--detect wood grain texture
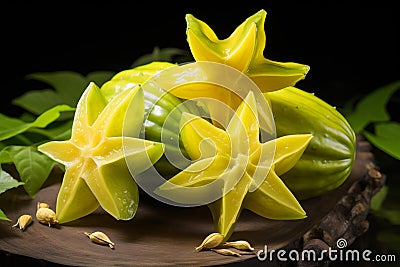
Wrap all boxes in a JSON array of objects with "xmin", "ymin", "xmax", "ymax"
[{"xmin": 0, "ymin": 137, "xmax": 375, "ymax": 267}]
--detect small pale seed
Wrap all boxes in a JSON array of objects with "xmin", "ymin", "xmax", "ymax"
[
  {"xmin": 211, "ymin": 248, "xmax": 241, "ymax": 257},
  {"xmin": 195, "ymin": 232, "xmax": 224, "ymax": 252},
  {"xmin": 220, "ymin": 240, "xmax": 254, "ymax": 251},
  {"xmin": 84, "ymin": 231, "xmax": 115, "ymax": 249},
  {"xmin": 12, "ymin": 214, "xmax": 33, "ymax": 231},
  {"xmin": 36, "ymin": 207, "xmax": 58, "ymax": 227},
  {"xmin": 37, "ymin": 202, "xmax": 50, "ymax": 210}
]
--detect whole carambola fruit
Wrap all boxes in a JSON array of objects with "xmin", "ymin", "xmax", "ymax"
[
  {"xmin": 141, "ymin": 81, "xmax": 206, "ymax": 177},
  {"xmin": 265, "ymin": 87, "xmax": 356, "ymax": 200},
  {"xmin": 101, "ymin": 62, "xmax": 206, "ymax": 178}
]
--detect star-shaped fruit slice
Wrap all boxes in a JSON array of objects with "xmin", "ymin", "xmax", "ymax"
[
  {"xmin": 169, "ymin": 10, "xmax": 309, "ymax": 128},
  {"xmin": 184, "ymin": 9, "xmax": 310, "ymax": 92},
  {"xmin": 38, "ymin": 82, "xmax": 164, "ymax": 223},
  {"xmin": 157, "ymin": 91, "xmax": 312, "ymax": 240}
]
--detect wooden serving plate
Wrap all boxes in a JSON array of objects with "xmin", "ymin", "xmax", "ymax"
[{"xmin": 0, "ymin": 137, "xmax": 383, "ymax": 266}]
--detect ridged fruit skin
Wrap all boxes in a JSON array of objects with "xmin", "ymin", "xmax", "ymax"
[
  {"xmin": 100, "ymin": 62, "xmax": 206, "ymax": 178},
  {"xmin": 142, "ymin": 84, "xmax": 205, "ymax": 178},
  {"xmin": 266, "ymin": 87, "xmax": 356, "ymax": 200}
]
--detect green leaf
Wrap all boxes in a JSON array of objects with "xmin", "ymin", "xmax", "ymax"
[
  {"xmin": 374, "ymin": 207, "xmax": 400, "ymax": 225},
  {"xmin": 86, "ymin": 71, "xmax": 115, "ymax": 86},
  {"xmin": 0, "ymin": 165, "xmax": 24, "ymax": 194},
  {"xmin": 0, "ymin": 147, "xmax": 12, "ymax": 163},
  {"xmin": 0, "ymin": 209, "xmax": 9, "ymax": 221},
  {"xmin": 345, "ymin": 80, "xmax": 400, "ymax": 133},
  {"xmin": 33, "ymin": 105, "xmax": 75, "ymax": 128},
  {"xmin": 131, "ymin": 46, "xmax": 193, "ymax": 68},
  {"xmin": 370, "ymin": 185, "xmax": 400, "ymax": 225},
  {"xmin": 370, "ymin": 185, "xmax": 388, "ymax": 212},
  {"xmin": 25, "ymin": 71, "xmax": 88, "ymax": 105},
  {"xmin": 12, "ymin": 89, "xmax": 67, "ymax": 115},
  {"xmin": 338, "ymin": 95, "xmax": 360, "ymax": 117},
  {"xmin": 0, "ymin": 114, "xmax": 24, "ymax": 139},
  {"xmin": 364, "ymin": 122, "xmax": 400, "ymax": 160},
  {"xmin": 0, "ymin": 165, "xmax": 24, "ymax": 221},
  {"xmin": 13, "ymin": 71, "xmax": 114, "ymax": 115},
  {"xmin": 40, "ymin": 120, "xmax": 73, "ymax": 140},
  {"xmin": 380, "ymin": 210, "xmax": 400, "ymax": 225},
  {"xmin": 4, "ymin": 146, "xmax": 56, "ymax": 198},
  {"xmin": 0, "ymin": 105, "xmax": 75, "ymax": 141}
]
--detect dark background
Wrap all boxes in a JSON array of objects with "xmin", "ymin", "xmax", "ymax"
[
  {"xmin": 1, "ymin": 1, "xmax": 399, "ymax": 266},
  {"xmin": 1, "ymin": 2, "xmax": 399, "ymax": 117}
]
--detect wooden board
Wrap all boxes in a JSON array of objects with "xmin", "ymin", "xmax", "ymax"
[{"xmin": 0, "ymin": 141, "xmax": 370, "ymax": 267}]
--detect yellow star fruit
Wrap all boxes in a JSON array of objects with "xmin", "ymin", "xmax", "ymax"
[
  {"xmin": 186, "ymin": 9, "xmax": 310, "ymax": 90},
  {"xmin": 157, "ymin": 91, "xmax": 312, "ymax": 240},
  {"xmin": 38, "ymin": 83, "xmax": 164, "ymax": 223},
  {"xmin": 169, "ymin": 9, "xmax": 310, "ymax": 126}
]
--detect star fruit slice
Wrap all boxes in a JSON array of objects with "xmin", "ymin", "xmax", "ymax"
[
  {"xmin": 158, "ymin": 91, "xmax": 312, "ymax": 240},
  {"xmin": 38, "ymin": 83, "xmax": 164, "ymax": 223},
  {"xmin": 185, "ymin": 9, "xmax": 310, "ymax": 92}
]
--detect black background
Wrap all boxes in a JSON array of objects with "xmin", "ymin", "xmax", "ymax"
[
  {"xmin": 1, "ymin": 2, "xmax": 399, "ymax": 118},
  {"xmin": 1, "ymin": 2, "xmax": 400, "ymax": 266}
]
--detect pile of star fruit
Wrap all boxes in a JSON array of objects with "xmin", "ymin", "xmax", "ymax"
[{"xmin": 39, "ymin": 9, "xmax": 356, "ymax": 246}]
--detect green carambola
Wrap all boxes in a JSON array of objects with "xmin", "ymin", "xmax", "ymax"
[
  {"xmin": 101, "ymin": 62, "xmax": 205, "ymax": 177},
  {"xmin": 266, "ymin": 87, "xmax": 356, "ymax": 199},
  {"xmin": 102, "ymin": 63, "xmax": 356, "ymax": 200}
]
